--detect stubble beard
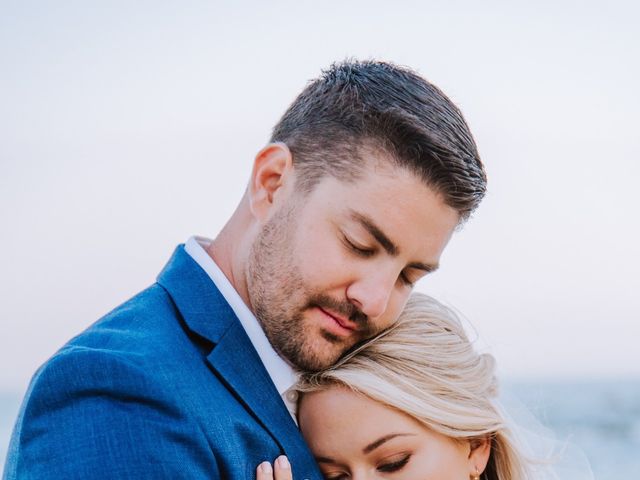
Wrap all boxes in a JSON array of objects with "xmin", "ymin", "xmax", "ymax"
[{"xmin": 246, "ymin": 204, "xmax": 372, "ymax": 372}]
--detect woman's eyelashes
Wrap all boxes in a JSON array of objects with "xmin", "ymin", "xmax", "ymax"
[
  {"xmin": 377, "ymin": 453, "xmax": 411, "ymax": 473},
  {"xmin": 323, "ymin": 471, "xmax": 348, "ymax": 480},
  {"xmin": 320, "ymin": 454, "xmax": 411, "ymax": 479}
]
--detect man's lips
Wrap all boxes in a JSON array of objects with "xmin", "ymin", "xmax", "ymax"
[{"xmin": 317, "ymin": 307, "xmax": 357, "ymax": 332}]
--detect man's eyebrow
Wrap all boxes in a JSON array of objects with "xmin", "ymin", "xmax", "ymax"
[
  {"xmin": 349, "ymin": 210, "xmax": 398, "ymax": 256},
  {"xmin": 349, "ymin": 210, "xmax": 440, "ymax": 274},
  {"xmin": 363, "ymin": 433, "xmax": 417, "ymax": 454}
]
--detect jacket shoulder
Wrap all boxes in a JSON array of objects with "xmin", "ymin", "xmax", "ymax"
[
  {"xmin": 5, "ymin": 345, "xmax": 219, "ymax": 479},
  {"xmin": 65, "ymin": 283, "xmax": 206, "ymax": 361},
  {"xmin": 4, "ymin": 282, "xmax": 221, "ymax": 479}
]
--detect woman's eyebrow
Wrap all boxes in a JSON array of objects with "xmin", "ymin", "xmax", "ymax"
[
  {"xmin": 315, "ymin": 433, "xmax": 417, "ymax": 464},
  {"xmin": 316, "ymin": 456, "xmax": 338, "ymax": 464},
  {"xmin": 363, "ymin": 432, "xmax": 417, "ymax": 454}
]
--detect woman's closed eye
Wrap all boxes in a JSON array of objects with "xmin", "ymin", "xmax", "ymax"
[
  {"xmin": 322, "ymin": 470, "xmax": 349, "ymax": 480},
  {"xmin": 377, "ymin": 453, "xmax": 411, "ymax": 473}
]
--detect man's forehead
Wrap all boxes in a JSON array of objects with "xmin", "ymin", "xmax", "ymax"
[
  {"xmin": 314, "ymin": 162, "xmax": 430, "ymax": 200},
  {"xmin": 299, "ymin": 143, "xmax": 424, "ymax": 189}
]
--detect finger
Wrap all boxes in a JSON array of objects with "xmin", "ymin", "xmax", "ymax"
[
  {"xmin": 256, "ymin": 461, "xmax": 273, "ymax": 480},
  {"xmin": 274, "ymin": 456, "xmax": 293, "ymax": 480}
]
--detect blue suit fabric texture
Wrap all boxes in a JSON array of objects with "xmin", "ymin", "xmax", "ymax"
[{"xmin": 4, "ymin": 245, "xmax": 323, "ymax": 479}]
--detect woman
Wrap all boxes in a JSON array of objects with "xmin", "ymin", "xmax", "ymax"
[{"xmin": 257, "ymin": 292, "xmax": 531, "ymax": 479}]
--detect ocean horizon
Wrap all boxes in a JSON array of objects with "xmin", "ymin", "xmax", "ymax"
[{"xmin": 2, "ymin": 378, "xmax": 639, "ymax": 478}]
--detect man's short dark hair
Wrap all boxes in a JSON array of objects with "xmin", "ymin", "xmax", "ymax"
[{"xmin": 270, "ymin": 59, "xmax": 487, "ymax": 221}]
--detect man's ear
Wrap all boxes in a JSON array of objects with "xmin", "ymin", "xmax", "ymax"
[
  {"xmin": 467, "ymin": 436, "xmax": 491, "ymax": 478},
  {"xmin": 248, "ymin": 142, "xmax": 294, "ymax": 221}
]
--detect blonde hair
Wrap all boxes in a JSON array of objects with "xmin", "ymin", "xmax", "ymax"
[{"xmin": 298, "ymin": 293, "xmax": 531, "ymax": 480}]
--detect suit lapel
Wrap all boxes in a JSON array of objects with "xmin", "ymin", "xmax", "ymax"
[
  {"xmin": 157, "ymin": 246, "xmax": 321, "ymax": 478},
  {"xmin": 207, "ymin": 322, "xmax": 320, "ymax": 475}
]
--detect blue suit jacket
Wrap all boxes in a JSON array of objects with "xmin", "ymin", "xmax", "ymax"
[{"xmin": 4, "ymin": 246, "xmax": 323, "ymax": 479}]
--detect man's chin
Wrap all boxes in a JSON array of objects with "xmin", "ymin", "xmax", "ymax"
[
  {"xmin": 291, "ymin": 338, "xmax": 354, "ymax": 372},
  {"xmin": 293, "ymin": 356, "xmax": 340, "ymax": 373}
]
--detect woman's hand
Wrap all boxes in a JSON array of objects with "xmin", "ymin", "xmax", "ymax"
[{"xmin": 256, "ymin": 455, "xmax": 293, "ymax": 480}]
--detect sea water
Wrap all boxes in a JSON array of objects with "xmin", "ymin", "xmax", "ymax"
[
  {"xmin": 1, "ymin": 379, "xmax": 639, "ymax": 477},
  {"xmin": 504, "ymin": 379, "xmax": 640, "ymax": 479}
]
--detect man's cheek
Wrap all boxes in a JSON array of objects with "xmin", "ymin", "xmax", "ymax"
[{"xmin": 302, "ymin": 244, "xmax": 347, "ymax": 281}]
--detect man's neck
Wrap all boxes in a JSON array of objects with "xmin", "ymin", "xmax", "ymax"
[{"xmin": 206, "ymin": 231, "xmax": 252, "ymax": 312}]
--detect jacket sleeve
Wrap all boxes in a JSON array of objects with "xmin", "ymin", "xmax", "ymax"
[{"xmin": 4, "ymin": 346, "xmax": 220, "ymax": 479}]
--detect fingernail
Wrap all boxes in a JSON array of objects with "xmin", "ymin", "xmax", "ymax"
[
  {"xmin": 260, "ymin": 461, "xmax": 273, "ymax": 474},
  {"xmin": 276, "ymin": 456, "xmax": 290, "ymax": 469}
]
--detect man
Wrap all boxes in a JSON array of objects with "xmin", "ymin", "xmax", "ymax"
[{"xmin": 4, "ymin": 60, "xmax": 486, "ymax": 479}]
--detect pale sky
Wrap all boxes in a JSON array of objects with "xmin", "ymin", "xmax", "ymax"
[{"xmin": 1, "ymin": 1, "xmax": 639, "ymax": 393}]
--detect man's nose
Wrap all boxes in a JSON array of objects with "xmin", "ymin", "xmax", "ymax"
[{"xmin": 346, "ymin": 270, "xmax": 396, "ymax": 320}]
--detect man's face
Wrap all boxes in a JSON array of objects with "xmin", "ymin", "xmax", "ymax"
[{"xmin": 246, "ymin": 162, "xmax": 459, "ymax": 371}]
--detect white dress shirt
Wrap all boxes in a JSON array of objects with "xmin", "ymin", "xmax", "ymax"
[{"xmin": 184, "ymin": 236, "xmax": 300, "ymax": 420}]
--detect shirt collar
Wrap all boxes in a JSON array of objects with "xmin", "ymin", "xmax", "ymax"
[{"xmin": 184, "ymin": 236, "xmax": 299, "ymax": 396}]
